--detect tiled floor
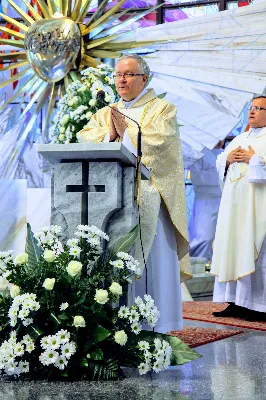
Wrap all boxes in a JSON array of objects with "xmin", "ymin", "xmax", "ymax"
[{"xmin": 1, "ymin": 318, "xmax": 266, "ymax": 399}]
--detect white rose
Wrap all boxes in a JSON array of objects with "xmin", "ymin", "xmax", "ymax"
[
  {"xmin": 94, "ymin": 289, "xmax": 109, "ymax": 304},
  {"xmin": 77, "ymin": 86, "xmax": 87, "ymax": 93},
  {"xmin": 59, "ymin": 127, "xmax": 65, "ymax": 134},
  {"xmin": 86, "ymin": 111, "xmax": 92, "ymax": 120},
  {"xmin": 73, "ymin": 315, "xmax": 86, "ymax": 328},
  {"xmin": 66, "ymin": 260, "xmax": 82, "ymax": 277},
  {"xmin": 72, "ymin": 96, "xmax": 79, "ymax": 105},
  {"xmin": 89, "ymin": 99, "xmax": 96, "ymax": 107},
  {"xmin": 60, "ymin": 114, "xmax": 70, "ymax": 126},
  {"xmin": 43, "ymin": 278, "xmax": 55, "ymax": 291},
  {"xmin": 109, "ymin": 282, "xmax": 122, "ymax": 296},
  {"xmin": 43, "ymin": 249, "xmax": 56, "ymax": 263},
  {"xmin": 105, "ymin": 95, "xmax": 111, "ymax": 103},
  {"xmin": 114, "ymin": 330, "xmax": 127, "ymax": 346},
  {"xmin": 68, "ymin": 99, "xmax": 74, "ymax": 107},
  {"xmin": 10, "ymin": 285, "xmax": 20, "ymax": 298},
  {"xmin": 15, "ymin": 252, "xmax": 28, "ymax": 265},
  {"xmin": 58, "ymin": 134, "xmax": 65, "ymax": 141}
]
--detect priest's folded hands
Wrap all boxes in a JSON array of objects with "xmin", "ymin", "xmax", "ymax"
[
  {"xmin": 226, "ymin": 145, "xmax": 255, "ymax": 165},
  {"xmin": 109, "ymin": 106, "xmax": 128, "ymax": 141}
]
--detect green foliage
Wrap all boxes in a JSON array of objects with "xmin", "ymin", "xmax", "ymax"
[
  {"xmin": 0, "ymin": 223, "xmax": 200, "ymax": 381},
  {"xmin": 25, "ymin": 223, "xmax": 42, "ymax": 270}
]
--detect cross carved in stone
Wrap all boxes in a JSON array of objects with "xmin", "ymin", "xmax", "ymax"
[{"xmin": 65, "ymin": 161, "xmax": 105, "ymax": 225}]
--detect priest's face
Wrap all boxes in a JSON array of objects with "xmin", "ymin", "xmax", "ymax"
[
  {"xmin": 248, "ymin": 97, "xmax": 266, "ymax": 128},
  {"xmin": 115, "ymin": 58, "xmax": 148, "ymax": 101}
]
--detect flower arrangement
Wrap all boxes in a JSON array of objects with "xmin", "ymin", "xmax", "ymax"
[
  {"xmin": 0, "ymin": 224, "xmax": 200, "ymax": 381},
  {"xmin": 49, "ymin": 64, "xmax": 118, "ymax": 144}
]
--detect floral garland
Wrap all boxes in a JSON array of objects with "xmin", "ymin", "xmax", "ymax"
[
  {"xmin": 49, "ymin": 64, "xmax": 119, "ymax": 144},
  {"xmin": 0, "ymin": 225, "xmax": 200, "ymax": 380}
]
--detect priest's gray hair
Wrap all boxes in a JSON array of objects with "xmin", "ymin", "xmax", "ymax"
[
  {"xmin": 117, "ymin": 54, "xmax": 150, "ymax": 78},
  {"xmin": 252, "ymin": 95, "xmax": 266, "ymax": 100}
]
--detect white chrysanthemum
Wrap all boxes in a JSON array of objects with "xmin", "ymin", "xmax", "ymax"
[
  {"xmin": 138, "ymin": 362, "xmax": 151, "ymax": 375},
  {"xmin": 135, "ymin": 297, "xmax": 143, "ymax": 307},
  {"xmin": 40, "ymin": 337, "xmax": 50, "ymax": 350},
  {"xmin": 61, "ymin": 342, "xmax": 76, "ymax": 359},
  {"xmin": 131, "ymin": 322, "xmax": 142, "ymax": 335},
  {"xmin": 14, "ymin": 343, "xmax": 24, "ymax": 356},
  {"xmin": 26, "ymin": 342, "xmax": 35, "ymax": 353},
  {"xmin": 138, "ymin": 341, "xmax": 150, "ymax": 351},
  {"xmin": 19, "ymin": 361, "xmax": 29, "ymax": 373},
  {"xmin": 109, "ymin": 260, "xmax": 124, "ymax": 269},
  {"xmin": 40, "ymin": 349, "xmax": 59, "ymax": 365},
  {"xmin": 118, "ymin": 305, "xmax": 130, "ymax": 318},
  {"xmin": 59, "ymin": 302, "xmax": 69, "ymax": 311},
  {"xmin": 69, "ymin": 246, "xmax": 82, "ymax": 257},
  {"xmin": 47, "ymin": 335, "xmax": 61, "ymax": 350},
  {"xmin": 129, "ymin": 309, "xmax": 140, "ymax": 323},
  {"xmin": 67, "ymin": 238, "xmax": 79, "ymax": 247},
  {"xmin": 23, "ymin": 318, "xmax": 33, "ymax": 326},
  {"xmin": 55, "ymin": 355, "xmax": 68, "ymax": 370},
  {"xmin": 116, "ymin": 252, "xmax": 132, "ymax": 261},
  {"xmin": 56, "ymin": 329, "xmax": 70, "ymax": 344}
]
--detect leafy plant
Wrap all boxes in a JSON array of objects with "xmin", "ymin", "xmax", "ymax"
[{"xmin": 0, "ymin": 224, "xmax": 200, "ymax": 380}]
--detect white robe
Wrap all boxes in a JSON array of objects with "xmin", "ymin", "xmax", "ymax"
[
  {"xmin": 189, "ymin": 148, "xmax": 221, "ymax": 259},
  {"xmin": 105, "ymin": 92, "xmax": 183, "ymax": 332},
  {"xmin": 212, "ymin": 127, "xmax": 266, "ymax": 312}
]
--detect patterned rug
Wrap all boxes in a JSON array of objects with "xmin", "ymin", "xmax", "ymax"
[
  {"xmin": 183, "ymin": 302, "xmax": 266, "ymax": 331},
  {"xmin": 169, "ymin": 326, "xmax": 243, "ymax": 348}
]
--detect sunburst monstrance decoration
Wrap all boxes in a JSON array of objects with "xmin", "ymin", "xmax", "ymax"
[{"xmin": 0, "ymin": 0, "xmax": 160, "ymax": 140}]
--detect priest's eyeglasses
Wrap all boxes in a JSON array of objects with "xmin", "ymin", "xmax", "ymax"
[
  {"xmin": 113, "ymin": 73, "xmax": 145, "ymax": 79},
  {"xmin": 248, "ymin": 106, "xmax": 266, "ymax": 112}
]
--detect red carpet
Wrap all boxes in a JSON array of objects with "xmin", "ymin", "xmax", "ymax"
[
  {"xmin": 169, "ymin": 326, "xmax": 243, "ymax": 348},
  {"xmin": 183, "ymin": 301, "xmax": 266, "ymax": 331}
]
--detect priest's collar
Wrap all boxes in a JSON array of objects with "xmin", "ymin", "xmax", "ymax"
[
  {"xmin": 118, "ymin": 88, "xmax": 157, "ymax": 109},
  {"xmin": 249, "ymin": 126, "xmax": 266, "ymax": 137}
]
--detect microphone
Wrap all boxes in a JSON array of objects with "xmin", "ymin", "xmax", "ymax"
[{"xmin": 96, "ymin": 90, "xmax": 143, "ymax": 205}]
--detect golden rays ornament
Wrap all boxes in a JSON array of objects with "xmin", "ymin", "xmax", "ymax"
[{"xmin": 0, "ymin": 0, "xmax": 161, "ymax": 144}]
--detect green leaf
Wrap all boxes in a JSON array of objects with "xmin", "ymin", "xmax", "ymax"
[
  {"xmin": 25, "ymin": 324, "xmax": 44, "ymax": 340},
  {"xmin": 90, "ymin": 358, "xmax": 119, "ymax": 381},
  {"xmin": 92, "ymin": 326, "xmax": 111, "ymax": 344},
  {"xmin": 126, "ymin": 330, "xmax": 201, "ymax": 366},
  {"xmin": 88, "ymin": 346, "xmax": 103, "ymax": 360},
  {"xmin": 167, "ymin": 335, "xmax": 202, "ymax": 365},
  {"xmin": 157, "ymin": 92, "xmax": 167, "ymax": 99},
  {"xmin": 92, "ymin": 225, "xmax": 138, "ymax": 274},
  {"xmin": 50, "ymin": 313, "xmax": 62, "ymax": 327},
  {"xmin": 58, "ymin": 312, "xmax": 69, "ymax": 321},
  {"xmin": 25, "ymin": 223, "xmax": 42, "ymax": 269},
  {"xmin": 80, "ymin": 357, "xmax": 89, "ymax": 368}
]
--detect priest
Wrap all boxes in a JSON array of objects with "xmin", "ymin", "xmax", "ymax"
[
  {"xmin": 77, "ymin": 54, "xmax": 191, "ymax": 333},
  {"xmin": 210, "ymin": 95, "xmax": 266, "ymax": 320}
]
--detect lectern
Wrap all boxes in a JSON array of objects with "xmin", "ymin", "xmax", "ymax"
[{"xmin": 38, "ymin": 143, "xmax": 150, "ymax": 246}]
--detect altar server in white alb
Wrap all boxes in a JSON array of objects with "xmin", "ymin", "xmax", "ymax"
[
  {"xmin": 78, "ymin": 54, "xmax": 191, "ymax": 332},
  {"xmin": 189, "ymin": 147, "xmax": 222, "ymax": 260},
  {"xmin": 211, "ymin": 95, "xmax": 266, "ymax": 320}
]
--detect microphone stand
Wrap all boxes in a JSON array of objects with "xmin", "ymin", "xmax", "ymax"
[{"xmin": 104, "ymin": 103, "xmax": 142, "ymax": 206}]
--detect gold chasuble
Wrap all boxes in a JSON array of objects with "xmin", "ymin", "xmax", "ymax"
[{"xmin": 78, "ymin": 89, "xmax": 191, "ymax": 281}]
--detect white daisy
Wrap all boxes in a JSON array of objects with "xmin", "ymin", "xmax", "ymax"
[
  {"xmin": 59, "ymin": 302, "xmax": 69, "ymax": 311},
  {"xmin": 55, "ymin": 355, "xmax": 68, "ymax": 370},
  {"xmin": 61, "ymin": 342, "xmax": 76, "ymax": 359},
  {"xmin": 56, "ymin": 329, "xmax": 70, "ymax": 344}
]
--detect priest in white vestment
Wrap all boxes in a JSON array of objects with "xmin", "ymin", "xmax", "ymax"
[
  {"xmin": 189, "ymin": 147, "xmax": 222, "ymax": 260},
  {"xmin": 77, "ymin": 55, "xmax": 191, "ymax": 332},
  {"xmin": 211, "ymin": 96, "xmax": 266, "ymax": 320}
]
